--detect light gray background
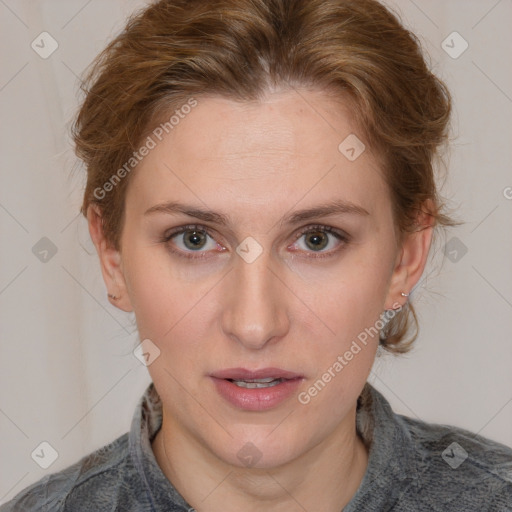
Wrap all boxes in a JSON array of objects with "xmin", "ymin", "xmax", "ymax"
[{"xmin": 1, "ymin": 0, "xmax": 511, "ymax": 503}]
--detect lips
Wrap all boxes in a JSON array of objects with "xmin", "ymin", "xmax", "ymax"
[
  {"xmin": 209, "ymin": 367, "xmax": 304, "ymax": 411},
  {"xmin": 210, "ymin": 367, "xmax": 303, "ymax": 380}
]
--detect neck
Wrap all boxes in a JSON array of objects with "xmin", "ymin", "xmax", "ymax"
[{"xmin": 152, "ymin": 406, "xmax": 368, "ymax": 512}]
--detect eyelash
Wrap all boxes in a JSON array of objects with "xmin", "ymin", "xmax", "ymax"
[{"xmin": 160, "ymin": 223, "xmax": 350, "ymax": 261}]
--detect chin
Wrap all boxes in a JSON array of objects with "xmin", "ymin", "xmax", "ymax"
[{"xmin": 209, "ymin": 429, "xmax": 303, "ymax": 471}]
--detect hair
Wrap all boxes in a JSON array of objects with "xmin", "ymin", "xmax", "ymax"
[{"xmin": 72, "ymin": 0, "xmax": 454, "ymax": 354}]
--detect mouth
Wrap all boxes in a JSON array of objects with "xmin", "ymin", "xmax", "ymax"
[
  {"xmin": 226, "ymin": 377, "xmax": 288, "ymax": 389},
  {"xmin": 209, "ymin": 368, "xmax": 304, "ymax": 411},
  {"xmin": 211, "ymin": 367, "xmax": 303, "ymax": 386}
]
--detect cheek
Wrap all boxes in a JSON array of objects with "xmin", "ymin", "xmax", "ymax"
[
  {"xmin": 296, "ymin": 268, "xmax": 386, "ymax": 417},
  {"xmin": 287, "ymin": 245, "xmax": 394, "ymax": 400},
  {"xmin": 290, "ymin": 246, "xmax": 394, "ymax": 335},
  {"xmin": 122, "ymin": 244, "xmax": 188, "ymax": 340},
  {"xmin": 122, "ymin": 242, "xmax": 221, "ymax": 370}
]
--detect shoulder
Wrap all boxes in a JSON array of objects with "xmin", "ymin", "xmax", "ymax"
[
  {"xmin": 0, "ymin": 433, "xmax": 133, "ymax": 512},
  {"xmin": 398, "ymin": 414, "xmax": 512, "ymax": 510}
]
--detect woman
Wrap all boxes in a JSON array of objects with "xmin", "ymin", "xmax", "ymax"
[{"xmin": 2, "ymin": 0, "xmax": 511, "ymax": 510}]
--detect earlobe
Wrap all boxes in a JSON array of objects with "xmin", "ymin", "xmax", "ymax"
[
  {"xmin": 384, "ymin": 206, "xmax": 434, "ymax": 310},
  {"xmin": 86, "ymin": 205, "xmax": 134, "ymax": 312}
]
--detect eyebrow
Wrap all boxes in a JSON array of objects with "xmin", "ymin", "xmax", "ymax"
[{"xmin": 144, "ymin": 199, "xmax": 370, "ymax": 226}]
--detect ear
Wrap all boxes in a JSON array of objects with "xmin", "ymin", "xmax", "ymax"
[
  {"xmin": 384, "ymin": 202, "xmax": 435, "ymax": 310},
  {"xmin": 87, "ymin": 204, "xmax": 133, "ymax": 312}
]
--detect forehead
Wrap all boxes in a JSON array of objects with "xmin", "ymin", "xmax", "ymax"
[{"xmin": 128, "ymin": 89, "xmax": 389, "ymax": 221}]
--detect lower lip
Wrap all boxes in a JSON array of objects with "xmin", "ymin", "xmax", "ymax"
[{"xmin": 211, "ymin": 377, "xmax": 303, "ymax": 411}]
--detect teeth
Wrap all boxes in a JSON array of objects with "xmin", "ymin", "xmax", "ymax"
[
  {"xmin": 242, "ymin": 378, "xmax": 277, "ymax": 383},
  {"xmin": 230, "ymin": 378, "xmax": 285, "ymax": 388}
]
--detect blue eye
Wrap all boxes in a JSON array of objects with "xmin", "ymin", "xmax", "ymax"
[
  {"xmin": 291, "ymin": 225, "xmax": 349, "ymax": 257},
  {"xmin": 290, "ymin": 226, "xmax": 346, "ymax": 252},
  {"xmin": 171, "ymin": 228, "xmax": 215, "ymax": 251},
  {"xmin": 162, "ymin": 225, "xmax": 223, "ymax": 260},
  {"xmin": 161, "ymin": 224, "xmax": 349, "ymax": 260}
]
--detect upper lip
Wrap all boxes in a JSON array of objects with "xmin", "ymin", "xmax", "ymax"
[{"xmin": 210, "ymin": 367, "xmax": 303, "ymax": 380}]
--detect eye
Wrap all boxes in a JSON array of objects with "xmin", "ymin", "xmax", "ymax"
[
  {"xmin": 162, "ymin": 224, "xmax": 225, "ymax": 260},
  {"xmin": 289, "ymin": 224, "xmax": 349, "ymax": 259},
  {"xmin": 161, "ymin": 223, "xmax": 349, "ymax": 260}
]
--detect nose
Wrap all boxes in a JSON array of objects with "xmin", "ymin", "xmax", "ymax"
[{"xmin": 221, "ymin": 247, "xmax": 290, "ymax": 350}]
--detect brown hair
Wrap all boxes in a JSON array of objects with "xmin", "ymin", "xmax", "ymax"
[{"xmin": 73, "ymin": 0, "xmax": 453, "ymax": 354}]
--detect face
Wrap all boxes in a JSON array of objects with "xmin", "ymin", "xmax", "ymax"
[{"xmin": 92, "ymin": 87, "xmax": 427, "ymax": 469}]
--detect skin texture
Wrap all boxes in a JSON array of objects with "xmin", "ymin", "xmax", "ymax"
[{"xmin": 88, "ymin": 87, "xmax": 433, "ymax": 512}]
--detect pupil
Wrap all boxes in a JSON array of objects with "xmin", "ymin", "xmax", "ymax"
[
  {"xmin": 185, "ymin": 230, "xmax": 205, "ymax": 250},
  {"xmin": 306, "ymin": 231, "xmax": 327, "ymax": 251}
]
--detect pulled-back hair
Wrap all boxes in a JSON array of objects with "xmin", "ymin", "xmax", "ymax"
[{"xmin": 73, "ymin": 0, "xmax": 453, "ymax": 353}]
